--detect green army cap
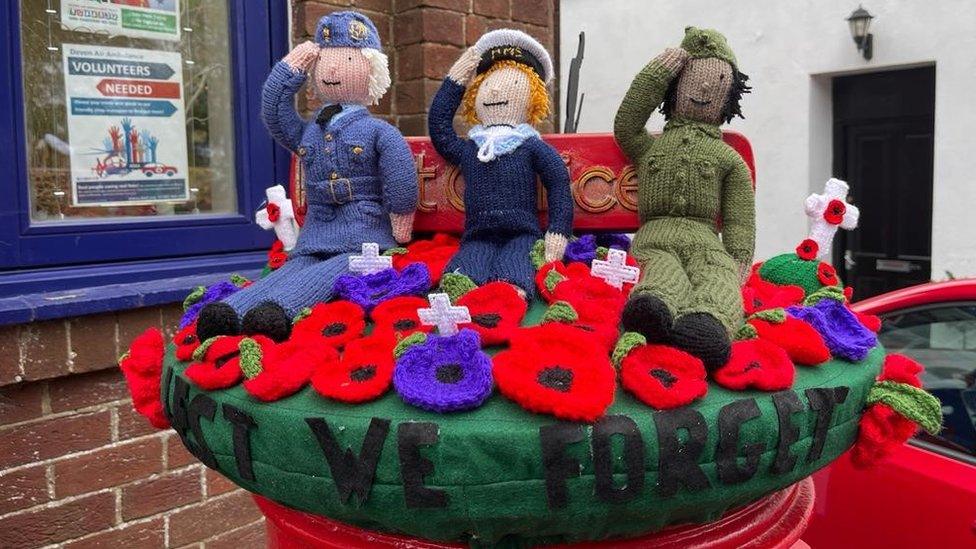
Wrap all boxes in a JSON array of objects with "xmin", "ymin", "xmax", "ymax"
[{"xmin": 681, "ymin": 26, "xmax": 737, "ymax": 68}]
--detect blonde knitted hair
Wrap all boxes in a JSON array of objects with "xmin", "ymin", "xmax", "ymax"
[{"xmin": 461, "ymin": 60, "xmax": 549, "ymax": 126}]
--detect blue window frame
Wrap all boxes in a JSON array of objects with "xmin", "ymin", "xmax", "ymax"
[{"xmin": 0, "ymin": 1, "xmax": 289, "ymax": 299}]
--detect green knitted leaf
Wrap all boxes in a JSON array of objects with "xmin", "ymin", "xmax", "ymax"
[
  {"xmin": 394, "ymin": 332, "xmax": 428, "ymax": 359},
  {"xmin": 239, "ymin": 338, "xmax": 264, "ymax": 380},
  {"xmin": 595, "ymin": 246, "xmax": 610, "ymax": 260},
  {"xmin": 192, "ymin": 336, "xmax": 221, "ymax": 362},
  {"xmin": 611, "ymin": 332, "xmax": 646, "ymax": 368},
  {"xmin": 530, "ymin": 239, "xmax": 546, "ymax": 270},
  {"xmin": 259, "ymin": 265, "xmax": 272, "ymax": 279},
  {"xmin": 440, "ymin": 272, "xmax": 477, "ymax": 302},
  {"xmin": 749, "ymin": 308, "xmax": 786, "ymax": 324},
  {"xmin": 803, "ymin": 285, "xmax": 846, "ymax": 306},
  {"xmin": 230, "ymin": 274, "xmax": 250, "ymax": 287},
  {"xmin": 182, "ymin": 286, "xmax": 206, "ymax": 311},
  {"xmin": 117, "ymin": 350, "xmax": 130, "ymax": 365},
  {"xmin": 293, "ymin": 307, "xmax": 313, "ymax": 324},
  {"xmin": 735, "ymin": 322, "xmax": 759, "ymax": 341},
  {"xmin": 867, "ymin": 380, "xmax": 944, "ymax": 435},
  {"xmin": 383, "ymin": 247, "xmax": 408, "ymax": 256},
  {"xmin": 543, "ymin": 270, "xmax": 567, "ymax": 292},
  {"xmin": 543, "ymin": 301, "xmax": 578, "ymax": 324}
]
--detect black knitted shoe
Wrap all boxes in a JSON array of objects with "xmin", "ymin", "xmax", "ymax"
[
  {"xmin": 671, "ymin": 313, "xmax": 731, "ymax": 370},
  {"xmin": 622, "ymin": 294, "xmax": 674, "ymax": 343},
  {"xmin": 196, "ymin": 302, "xmax": 241, "ymax": 342},
  {"xmin": 242, "ymin": 301, "xmax": 292, "ymax": 343}
]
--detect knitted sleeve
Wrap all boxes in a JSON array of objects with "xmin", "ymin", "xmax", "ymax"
[
  {"xmin": 532, "ymin": 139, "xmax": 574, "ymax": 237},
  {"xmin": 720, "ymin": 155, "xmax": 756, "ymax": 268},
  {"xmin": 613, "ymin": 60, "xmax": 674, "ymax": 162},
  {"xmin": 260, "ymin": 61, "xmax": 309, "ymax": 153},
  {"xmin": 375, "ymin": 121, "xmax": 419, "ymax": 215},
  {"xmin": 428, "ymin": 79, "xmax": 467, "ymax": 165}
]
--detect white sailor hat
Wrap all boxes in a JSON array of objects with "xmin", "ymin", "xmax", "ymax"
[{"xmin": 473, "ymin": 29, "xmax": 554, "ymax": 85}]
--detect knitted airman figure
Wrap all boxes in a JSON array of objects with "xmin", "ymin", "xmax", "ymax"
[{"xmin": 615, "ymin": 27, "xmax": 754, "ymax": 369}]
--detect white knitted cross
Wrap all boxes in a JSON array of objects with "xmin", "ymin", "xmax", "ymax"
[
  {"xmin": 255, "ymin": 185, "xmax": 299, "ymax": 251},
  {"xmin": 418, "ymin": 293, "xmax": 471, "ymax": 336},
  {"xmin": 348, "ymin": 242, "xmax": 393, "ymax": 275},
  {"xmin": 804, "ymin": 178, "xmax": 860, "ymax": 260},
  {"xmin": 591, "ymin": 248, "xmax": 641, "ymax": 289}
]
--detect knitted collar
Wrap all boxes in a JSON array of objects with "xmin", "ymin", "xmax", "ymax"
[
  {"xmin": 315, "ymin": 103, "xmax": 368, "ymax": 130},
  {"xmin": 664, "ymin": 117, "xmax": 722, "ymax": 139},
  {"xmin": 468, "ymin": 124, "xmax": 539, "ymax": 162}
]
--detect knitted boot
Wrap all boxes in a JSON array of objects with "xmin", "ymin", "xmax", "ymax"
[
  {"xmin": 242, "ymin": 301, "xmax": 292, "ymax": 343},
  {"xmin": 671, "ymin": 313, "xmax": 731, "ymax": 370},
  {"xmin": 622, "ymin": 294, "xmax": 674, "ymax": 343},
  {"xmin": 196, "ymin": 302, "xmax": 241, "ymax": 342}
]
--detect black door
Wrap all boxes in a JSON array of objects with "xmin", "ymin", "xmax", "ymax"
[{"xmin": 833, "ymin": 67, "xmax": 935, "ymax": 301}]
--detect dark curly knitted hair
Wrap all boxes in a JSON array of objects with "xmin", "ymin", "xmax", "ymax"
[{"xmin": 660, "ymin": 69, "xmax": 751, "ymax": 124}]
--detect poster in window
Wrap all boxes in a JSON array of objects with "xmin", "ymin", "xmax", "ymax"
[
  {"xmin": 62, "ymin": 43, "xmax": 190, "ymax": 206},
  {"xmin": 60, "ymin": 0, "xmax": 181, "ymax": 42}
]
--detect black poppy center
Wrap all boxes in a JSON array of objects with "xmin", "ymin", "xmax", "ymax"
[
  {"xmin": 435, "ymin": 363, "xmax": 464, "ymax": 384},
  {"xmin": 350, "ymin": 365, "xmax": 377, "ymax": 382},
  {"xmin": 322, "ymin": 322, "xmax": 347, "ymax": 337},
  {"xmin": 744, "ymin": 361, "xmax": 762, "ymax": 372},
  {"xmin": 370, "ymin": 289, "xmax": 389, "ymax": 300},
  {"xmin": 214, "ymin": 351, "xmax": 241, "ymax": 369},
  {"xmin": 472, "ymin": 313, "xmax": 502, "ymax": 328},
  {"xmin": 393, "ymin": 318, "xmax": 417, "ymax": 330},
  {"xmin": 649, "ymin": 368, "xmax": 678, "ymax": 388},
  {"xmin": 182, "ymin": 335, "xmax": 196, "ymax": 345},
  {"xmin": 537, "ymin": 366, "xmax": 573, "ymax": 392}
]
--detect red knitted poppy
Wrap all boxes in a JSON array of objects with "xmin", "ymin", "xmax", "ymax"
[
  {"xmin": 855, "ymin": 310, "xmax": 882, "ymax": 332},
  {"xmin": 795, "ymin": 239, "xmax": 819, "ymax": 261},
  {"xmin": 370, "ymin": 296, "xmax": 433, "ymax": 339},
  {"xmin": 742, "ymin": 272, "xmax": 805, "ymax": 316},
  {"xmin": 458, "ymin": 281, "xmax": 528, "ymax": 346},
  {"xmin": 878, "ymin": 354, "xmax": 924, "ymax": 388},
  {"xmin": 291, "ymin": 300, "xmax": 366, "ymax": 349},
  {"xmin": 392, "ymin": 233, "xmax": 460, "ymax": 285},
  {"xmin": 620, "ymin": 344, "xmax": 707, "ymax": 409},
  {"xmin": 268, "ymin": 240, "xmax": 288, "ymax": 270},
  {"xmin": 493, "ymin": 326, "xmax": 615, "ymax": 422},
  {"xmin": 748, "ymin": 316, "xmax": 831, "ymax": 366},
  {"xmin": 713, "ymin": 338, "xmax": 795, "ymax": 391},
  {"xmin": 119, "ymin": 328, "xmax": 168, "ymax": 429},
  {"xmin": 816, "ymin": 262, "xmax": 839, "ymax": 286},
  {"xmin": 535, "ymin": 261, "xmax": 589, "ymax": 303},
  {"xmin": 312, "ymin": 333, "xmax": 396, "ymax": 403},
  {"xmin": 173, "ymin": 322, "xmax": 200, "ymax": 362},
  {"xmin": 184, "ymin": 335, "xmax": 275, "ymax": 391},
  {"xmin": 824, "ymin": 199, "xmax": 847, "ymax": 225},
  {"xmin": 551, "ymin": 274, "xmax": 627, "ymax": 320},
  {"xmin": 244, "ymin": 337, "xmax": 336, "ymax": 402},
  {"xmin": 851, "ymin": 403, "xmax": 917, "ymax": 468}
]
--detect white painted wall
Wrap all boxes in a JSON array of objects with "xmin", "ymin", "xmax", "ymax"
[{"xmin": 559, "ymin": 0, "xmax": 976, "ymax": 279}]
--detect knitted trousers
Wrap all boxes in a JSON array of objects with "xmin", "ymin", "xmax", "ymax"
[
  {"xmin": 222, "ymin": 252, "xmax": 353, "ymax": 318},
  {"xmin": 446, "ymin": 233, "xmax": 537, "ymax": 298}
]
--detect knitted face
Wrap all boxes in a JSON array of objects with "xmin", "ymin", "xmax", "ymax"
[
  {"xmin": 312, "ymin": 47, "xmax": 371, "ymax": 104},
  {"xmin": 673, "ymin": 58, "xmax": 734, "ymax": 125},
  {"xmin": 463, "ymin": 61, "xmax": 549, "ymax": 127}
]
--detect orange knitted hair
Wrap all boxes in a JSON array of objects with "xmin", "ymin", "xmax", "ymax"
[{"xmin": 461, "ymin": 60, "xmax": 550, "ymax": 125}]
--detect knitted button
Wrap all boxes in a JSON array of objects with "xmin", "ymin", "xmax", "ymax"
[
  {"xmin": 331, "ymin": 171, "xmax": 339, "ymax": 180},
  {"xmin": 682, "ymin": 136, "xmax": 691, "ymax": 144},
  {"xmin": 352, "ymin": 146, "xmax": 363, "ymax": 155},
  {"xmin": 297, "ymin": 146, "xmax": 307, "ymax": 157},
  {"xmin": 325, "ymin": 134, "xmax": 334, "ymax": 141}
]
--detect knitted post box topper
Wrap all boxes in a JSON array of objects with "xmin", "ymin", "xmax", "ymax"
[
  {"xmin": 428, "ymin": 30, "xmax": 573, "ymax": 298},
  {"xmin": 196, "ymin": 10, "xmax": 418, "ymax": 343},
  {"xmin": 615, "ymin": 27, "xmax": 754, "ymax": 369}
]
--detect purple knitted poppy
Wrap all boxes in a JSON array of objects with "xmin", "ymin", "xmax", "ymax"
[
  {"xmin": 179, "ymin": 281, "xmax": 244, "ymax": 329},
  {"xmin": 597, "ymin": 233, "xmax": 631, "ymax": 251},
  {"xmin": 332, "ymin": 262, "xmax": 431, "ymax": 312},
  {"xmin": 393, "ymin": 329, "xmax": 493, "ymax": 413},
  {"xmin": 564, "ymin": 234, "xmax": 597, "ymax": 264},
  {"xmin": 787, "ymin": 299, "xmax": 877, "ymax": 362}
]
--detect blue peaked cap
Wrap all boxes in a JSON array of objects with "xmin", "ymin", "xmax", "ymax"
[{"xmin": 314, "ymin": 11, "xmax": 382, "ymax": 50}]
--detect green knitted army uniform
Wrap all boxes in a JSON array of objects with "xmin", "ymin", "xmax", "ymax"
[{"xmin": 615, "ymin": 28, "xmax": 755, "ymax": 348}]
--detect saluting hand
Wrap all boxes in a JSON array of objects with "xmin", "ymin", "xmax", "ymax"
[
  {"xmin": 653, "ymin": 47, "xmax": 690, "ymax": 76},
  {"xmin": 447, "ymin": 46, "xmax": 481, "ymax": 86},
  {"xmin": 283, "ymin": 41, "xmax": 321, "ymax": 74}
]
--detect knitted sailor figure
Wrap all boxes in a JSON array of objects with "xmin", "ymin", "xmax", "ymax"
[
  {"xmin": 429, "ymin": 30, "xmax": 573, "ymax": 298},
  {"xmin": 197, "ymin": 11, "xmax": 417, "ymax": 342},
  {"xmin": 615, "ymin": 27, "xmax": 754, "ymax": 369}
]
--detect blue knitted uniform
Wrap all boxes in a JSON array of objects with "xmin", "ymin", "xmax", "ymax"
[
  {"xmin": 429, "ymin": 79, "xmax": 573, "ymax": 297},
  {"xmin": 224, "ymin": 61, "xmax": 418, "ymax": 317}
]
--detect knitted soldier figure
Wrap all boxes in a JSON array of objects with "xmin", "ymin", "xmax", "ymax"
[
  {"xmin": 429, "ymin": 30, "xmax": 573, "ymax": 298},
  {"xmin": 615, "ymin": 27, "xmax": 754, "ymax": 369},
  {"xmin": 197, "ymin": 11, "xmax": 417, "ymax": 342}
]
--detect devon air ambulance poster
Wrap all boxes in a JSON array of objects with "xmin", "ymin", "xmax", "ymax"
[
  {"xmin": 62, "ymin": 44, "xmax": 189, "ymax": 206},
  {"xmin": 61, "ymin": 0, "xmax": 180, "ymax": 42}
]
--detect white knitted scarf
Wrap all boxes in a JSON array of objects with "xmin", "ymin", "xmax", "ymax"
[{"xmin": 468, "ymin": 124, "xmax": 539, "ymax": 162}]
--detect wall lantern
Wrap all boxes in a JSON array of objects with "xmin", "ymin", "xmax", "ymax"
[{"xmin": 846, "ymin": 5, "xmax": 874, "ymax": 60}]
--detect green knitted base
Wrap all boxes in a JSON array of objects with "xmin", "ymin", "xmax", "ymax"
[{"xmin": 758, "ymin": 253, "xmax": 838, "ymax": 296}]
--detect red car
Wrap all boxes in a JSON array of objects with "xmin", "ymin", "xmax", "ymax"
[
  {"xmin": 142, "ymin": 163, "xmax": 178, "ymax": 177},
  {"xmin": 805, "ymin": 279, "xmax": 976, "ymax": 548}
]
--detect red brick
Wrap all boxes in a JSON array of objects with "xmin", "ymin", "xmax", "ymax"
[
  {"xmin": 521, "ymin": 22, "xmax": 553, "ymax": 51},
  {"xmin": 354, "ymin": 0, "xmax": 392, "ymax": 13},
  {"xmin": 117, "ymin": 403, "xmax": 159, "ymax": 440},
  {"xmin": 159, "ymin": 303, "xmax": 185, "ymax": 339},
  {"xmin": 396, "ymin": 0, "xmax": 469, "ymax": 13},
  {"xmin": 396, "ymin": 8, "xmax": 464, "ymax": 47},
  {"xmin": 68, "ymin": 313, "xmax": 118, "ymax": 374},
  {"xmin": 0, "ymin": 410, "xmax": 111, "ymax": 469},
  {"xmin": 0, "ymin": 380, "xmax": 45, "ymax": 426},
  {"xmin": 205, "ymin": 468, "xmax": 238, "ymax": 497},
  {"xmin": 472, "ymin": 0, "xmax": 509, "ymax": 18},
  {"xmin": 0, "ymin": 465, "xmax": 49, "ymax": 514},
  {"xmin": 398, "ymin": 42, "xmax": 462, "ymax": 80},
  {"xmin": 203, "ymin": 519, "xmax": 266, "ymax": 549},
  {"xmin": 511, "ymin": 0, "xmax": 549, "ymax": 26},
  {"xmin": 121, "ymin": 468, "xmax": 202, "ymax": 520},
  {"xmin": 54, "ymin": 437, "xmax": 163, "ymax": 498},
  {"xmin": 19, "ymin": 320, "xmax": 69, "ymax": 381},
  {"xmin": 0, "ymin": 324, "xmax": 21, "ymax": 385},
  {"xmin": 49, "ymin": 368, "xmax": 128, "ymax": 413},
  {"xmin": 0, "ymin": 491, "xmax": 115, "ymax": 547},
  {"xmin": 297, "ymin": 2, "xmax": 345, "ymax": 37},
  {"xmin": 395, "ymin": 78, "xmax": 437, "ymax": 114},
  {"xmin": 167, "ymin": 433, "xmax": 197, "ymax": 469},
  {"xmin": 168, "ymin": 490, "xmax": 263, "ymax": 547},
  {"xmin": 117, "ymin": 308, "xmax": 162, "ymax": 351},
  {"xmin": 63, "ymin": 517, "xmax": 165, "ymax": 549},
  {"xmin": 398, "ymin": 114, "xmax": 429, "ymax": 136},
  {"xmin": 465, "ymin": 14, "xmax": 515, "ymax": 45}
]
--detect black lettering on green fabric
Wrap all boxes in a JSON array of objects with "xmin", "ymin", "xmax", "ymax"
[
  {"xmin": 654, "ymin": 408, "xmax": 709, "ymax": 497},
  {"xmin": 397, "ymin": 422, "xmax": 448, "ymax": 508},
  {"xmin": 187, "ymin": 394, "xmax": 217, "ymax": 469},
  {"xmin": 805, "ymin": 387, "xmax": 850, "ymax": 463},
  {"xmin": 222, "ymin": 403, "xmax": 257, "ymax": 481},
  {"xmin": 592, "ymin": 415, "xmax": 645, "ymax": 503},
  {"xmin": 771, "ymin": 391, "xmax": 804, "ymax": 474},
  {"xmin": 306, "ymin": 417, "xmax": 391, "ymax": 506},
  {"xmin": 716, "ymin": 399, "xmax": 764, "ymax": 484},
  {"xmin": 540, "ymin": 423, "xmax": 584, "ymax": 509}
]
